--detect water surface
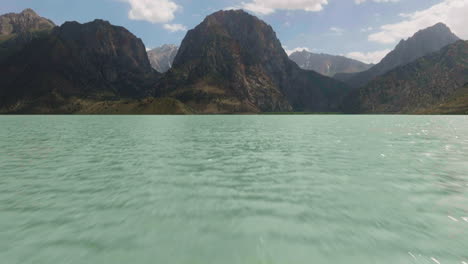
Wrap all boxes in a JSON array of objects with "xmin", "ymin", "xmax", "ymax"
[{"xmin": 1, "ymin": 116, "xmax": 467, "ymax": 263}]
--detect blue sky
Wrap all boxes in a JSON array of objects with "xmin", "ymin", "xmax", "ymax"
[{"xmin": 2, "ymin": 0, "xmax": 467, "ymax": 63}]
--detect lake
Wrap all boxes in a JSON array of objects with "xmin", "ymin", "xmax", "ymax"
[{"xmin": 1, "ymin": 116, "xmax": 467, "ymax": 263}]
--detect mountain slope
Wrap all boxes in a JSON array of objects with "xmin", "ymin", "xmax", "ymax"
[
  {"xmin": 343, "ymin": 40, "xmax": 468, "ymax": 114},
  {"xmin": 147, "ymin": 44, "xmax": 178, "ymax": 73},
  {"xmin": 344, "ymin": 23, "xmax": 460, "ymax": 88},
  {"xmin": 420, "ymin": 83, "xmax": 468, "ymax": 114},
  {"xmin": 0, "ymin": 9, "xmax": 55, "ymax": 61},
  {"xmin": 156, "ymin": 10, "xmax": 350, "ymax": 113},
  {"xmin": 0, "ymin": 19, "xmax": 159, "ymax": 113},
  {"xmin": 289, "ymin": 50, "xmax": 373, "ymax": 77}
]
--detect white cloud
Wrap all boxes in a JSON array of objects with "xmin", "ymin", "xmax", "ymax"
[
  {"xmin": 346, "ymin": 49, "xmax": 391, "ymax": 64},
  {"xmin": 368, "ymin": 0, "xmax": 468, "ymax": 44},
  {"xmin": 284, "ymin": 46, "xmax": 311, "ymax": 55},
  {"xmin": 329, "ymin": 27, "xmax": 344, "ymax": 35},
  {"xmin": 163, "ymin": 23, "xmax": 187, "ymax": 32},
  {"xmin": 355, "ymin": 0, "xmax": 400, "ymax": 4},
  {"xmin": 123, "ymin": 0, "xmax": 179, "ymax": 23},
  {"xmin": 232, "ymin": 0, "xmax": 329, "ymax": 15}
]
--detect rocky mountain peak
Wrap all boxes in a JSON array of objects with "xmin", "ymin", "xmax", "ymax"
[
  {"xmin": 147, "ymin": 44, "xmax": 179, "ymax": 73},
  {"xmin": 342, "ymin": 22, "xmax": 460, "ymax": 88},
  {"xmin": 0, "ymin": 8, "xmax": 55, "ymax": 35},
  {"xmin": 20, "ymin": 8, "xmax": 38, "ymax": 17},
  {"xmin": 157, "ymin": 9, "xmax": 350, "ymax": 113},
  {"xmin": 173, "ymin": 9, "xmax": 287, "ymax": 71},
  {"xmin": 419, "ymin": 22, "xmax": 452, "ymax": 35},
  {"xmin": 394, "ymin": 22, "xmax": 459, "ymax": 50}
]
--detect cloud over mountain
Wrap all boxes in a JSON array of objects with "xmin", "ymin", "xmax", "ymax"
[
  {"xmin": 123, "ymin": 0, "xmax": 179, "ymax": 23},
  {"xmin": 369, "ymin": 0, "xmax": 468, "ymax": 44},
  {"xmin": 346, "ymin": 49, "xmax": 391, "ymax": 64}
]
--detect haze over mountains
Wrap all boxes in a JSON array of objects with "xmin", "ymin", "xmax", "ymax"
[
  {"xmin": 288, "ymin": 51, "xmax": 373, "ymax": 77},
  {"xmin": 0, "ymin": 8, "xmax": 466, "ymax": 114}
]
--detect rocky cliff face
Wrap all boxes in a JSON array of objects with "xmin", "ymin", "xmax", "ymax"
[
  {"xmin": 156, "ymin": 10, "xmax": 350, "ymax": 113},
  {"xmin": 0, "ymin": 19, "xmax": 158, "ymax": 113},
  {"xmin": 147, "ymin": 44, "xmax": 178, "ymax": 73},
  {"xmin": 344, "ymin": 23, "xmax": 460, "ymax": 88},
  {"xmin": 289, "ymin": 51, "xmax": 373, "ymax": 77},
  {"xmin": 343, "ymin": 40, "xmax": 468, "ymax": 113},
  {"xmin": 0, "ymin": 9, "xmax": 56, "ymax": 61}
]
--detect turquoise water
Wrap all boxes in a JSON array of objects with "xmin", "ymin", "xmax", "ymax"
[{"xmin": 1, "ymin": 116, "xmax": 467, "ymax": 264}]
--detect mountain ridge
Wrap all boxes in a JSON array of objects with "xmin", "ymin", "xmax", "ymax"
[
  {"xmin": 342, "ymin": 22, "xmax": 460, "ymax": 88},
  {"xmin": 289, "ymin": 50, "xmax": 373, "ymax": 77},
  {"xmin": 0, "ymin": 8, "xmax": 466, "ymax": 115},
  {"xmin": 0, "ymin": 18, "xmax": 159, "ymax": 113},
  {"xmin": 343, "ymin": 40, "xmax": 468, "ymax": 113}
]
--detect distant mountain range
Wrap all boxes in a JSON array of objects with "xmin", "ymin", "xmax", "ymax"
[
  {"xmin": 289, "ymin": 51, "xmax": 373, "ymax": 77},
  {"xmin": 0, "ymin": 9, "xmax": 466, "ymax": 114},
  {"xmin": 147, "ymin": 47, "xmax": 375, "ymax": 78},
  {"xmin": 147, "ymin": 44, "xmax": 178, "ymax": 73}
]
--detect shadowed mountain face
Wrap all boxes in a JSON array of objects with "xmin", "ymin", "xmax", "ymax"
[
  {"xmin": 0, "ymin": 19, "xmax": 159, "ymax": 113},
  {"xmin": 147, "ymin": 44, "xmax": 178, "ymax": 73},
  {"xmin": 289, "ymin": 51, "xmax": 373, "ymax": 77},
  {"xmin": 0, "ymin": 9, "xmax": 55, "ymax": 61},
  {"xmin": 421, "ymin": 83, "xmax": 468, "ymax": 114},
  {"xmin": 343, "ymin": 23, "xmax": 460, "ymax": 88},
  {"xmin": 156, "ymin": 10, "xmax": 350, "ymax": 113},
  {"xmin": 343, "ymin": 40, "xmax": 468, "ymax": 114}
]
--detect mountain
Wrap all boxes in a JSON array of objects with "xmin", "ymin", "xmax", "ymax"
[
  {"xmin": 343, "ymin": 23, "xmax": 460, "ymax": 88},
  {"xmin": 343, "ymin": 40, "xmax": 468, "ymax": 114},
  {"xmin": 289, "ymin": 50, "xmax": 373, "ymax": 77},
  {"xmin": 0, "ymin": 19, "xmax": 160, "ymax": 113},
  {"xmin": 0, "ymin": 9, "xmax": 55, "ymax": 61},
  {"xmin": 156, "ymin": 10, "xmax": 350, "ymax": 113},
  {"xmin": 147, "ymin": 44, "xmax": 178, "ymax": 73}
]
